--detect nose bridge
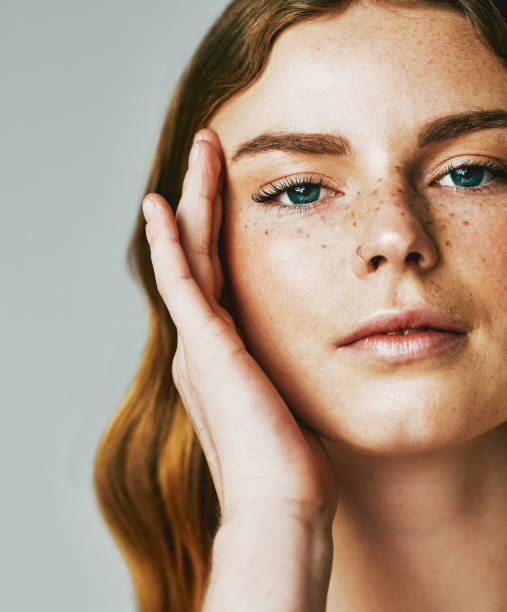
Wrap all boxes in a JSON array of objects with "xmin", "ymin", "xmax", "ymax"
[{"xmin": 355, "ymin": 176, "xmax": 438, "ymax": 274}]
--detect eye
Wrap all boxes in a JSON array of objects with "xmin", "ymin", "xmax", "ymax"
[
  {"xmin": 277, "ymin": 183, "xmax": 335, "ymax": 205},
  {"xmin": 251, "ymin": 175, "xmax": 339, "ymax": 212},
  {"xmin": 434, "ymin": 160, "xmax": 507, "ymax": 191},
  {"xmin": 437, "ymin": 165, "xmax": 494, "ymax": 188}
]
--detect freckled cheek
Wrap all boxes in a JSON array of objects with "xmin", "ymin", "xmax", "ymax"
[
  {"xmin": 450, "ymin": 215, "xmax": 507, "ymax": 296},
  {"xmin": 224, "ymin": 214, "xmax": 346, "ymax": 320}
]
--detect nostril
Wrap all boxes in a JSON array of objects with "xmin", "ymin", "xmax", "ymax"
[{"xmin": 408, "ymin": 252, "xmax": 422, "ymax": 263}]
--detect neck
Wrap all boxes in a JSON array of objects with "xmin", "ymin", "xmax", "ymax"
[{"xmin": 324, "ymin": 422, "xmax": 507, "ymax": 611}]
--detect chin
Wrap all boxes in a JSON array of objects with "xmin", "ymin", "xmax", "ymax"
[{"xmin": 301, "ymin": 381, "xmax": 505, "ymax": 458}]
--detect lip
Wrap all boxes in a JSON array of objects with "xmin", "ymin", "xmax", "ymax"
[{"xmin": 337, "ymin": 307, "xmax": 471, "ymax": 363}]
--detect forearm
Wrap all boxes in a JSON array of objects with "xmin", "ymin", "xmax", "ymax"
[{"xmin": 202, "ymin": 508, "xmax": 334, "ymax": 612}]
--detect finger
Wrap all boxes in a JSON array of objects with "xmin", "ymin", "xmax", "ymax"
[
  {"xmin": 195, "ymin": 128, "xmax": 226, "ymax": 304},
  {"xmin": 193, "ymin": 128, "xmax": 225, "ymax": 192},
  {"xmin": 143, "ymin": 192, "xmax": 217, "ymax": 338},
  {"xmin": 210, "ymin": 192, "xmax": 225, "ymax": 303},
  {"xmin": 175, "ymin": 134, "xmax": 222, "ymax": 303}
]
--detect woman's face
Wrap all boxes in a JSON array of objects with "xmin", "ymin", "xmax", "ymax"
[{"xmin": 209, "ymin": 2, "xmax": 507, "ymax": 455}]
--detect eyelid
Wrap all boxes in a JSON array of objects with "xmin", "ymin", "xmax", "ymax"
[
  {"xmin": 428, "ymin": 155, "xmax": 507, "ymax": 181},
  {"xmin": 251, "ymin": 173, "xmax": 341, "ymax": 202}
]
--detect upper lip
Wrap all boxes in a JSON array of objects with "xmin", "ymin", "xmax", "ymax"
[{"xmin": 337, "ymin": 307, "xmax": 471, "ymax": 346}]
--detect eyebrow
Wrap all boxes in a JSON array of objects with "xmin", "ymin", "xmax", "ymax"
[{"xmin": 230, "ymin": 110, "xmax": 507, "ymax": 163}]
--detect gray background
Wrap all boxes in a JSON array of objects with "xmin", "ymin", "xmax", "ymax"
[{"xmin": 1, "ymin": 1, "xmax": 230, "ymax": 610}]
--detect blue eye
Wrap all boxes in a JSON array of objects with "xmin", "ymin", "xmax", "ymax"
[
  {"xmin": 251, "ymin": 176, "xmax": 337, "ymax": 210},
  {"xmin": 436, "ymin": 161, "xmax": 507, "ymax": 190},
  {"xmin": 283, "ymin": 183, "xmax": 327, "ymax": 204},
  {"xmin": 439, "ymin": 166, "xmax": 492, "ymax": 188}
]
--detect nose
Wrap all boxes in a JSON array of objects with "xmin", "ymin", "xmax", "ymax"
[{"xmin": 352, "ymin": 183, "xmax": 439, "ymax": 278}]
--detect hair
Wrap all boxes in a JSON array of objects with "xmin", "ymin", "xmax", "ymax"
[{"xmin": 93, "ymin": 1, "xmax": 506, "ymax": 610}]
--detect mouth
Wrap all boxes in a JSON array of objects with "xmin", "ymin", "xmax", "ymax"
[
  {"xmin": 337, "ymin": 309, "xmax": 470, "ymax": 364},
  {"xmin": 339, "ymin": 329, "xmax": 468, "ymax": 363}
]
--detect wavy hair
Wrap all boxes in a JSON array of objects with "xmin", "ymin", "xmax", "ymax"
[{"xmin": 93, "ymin": 1, "xmax": 506, "ymax": 610}]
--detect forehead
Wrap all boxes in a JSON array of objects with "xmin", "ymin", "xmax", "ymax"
[{"xmin": 210, "ymin": 3, "xmax": 506, "ymax": 151}]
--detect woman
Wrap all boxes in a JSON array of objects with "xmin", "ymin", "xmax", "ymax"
[{"xmin": 94, "ymin": 1, "xmax": 507, "ymax": 610}]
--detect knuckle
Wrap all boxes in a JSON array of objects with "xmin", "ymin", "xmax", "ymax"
[{"xmin": 186, "ymin": 244, "xmax": 209, "ymax": 257}]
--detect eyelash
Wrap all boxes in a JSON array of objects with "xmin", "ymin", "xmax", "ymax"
[
  {"xmin": 250, "ymin": 160, "xmax": 507, "ymax": 215},
  {"xmin": 251, "ymin": 175, "xmax": 337, "ymax": 215}
]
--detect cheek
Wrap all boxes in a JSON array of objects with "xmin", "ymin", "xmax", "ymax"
[
  {"xmin": 222, "ymin": 208, "xmax": 348, "ymax": 369},
  {"xmin": 450, "ymin": 210, "xmax": 507, "ymax": 299},
  {"xmin": 223, "ymin": 209, "xmax": 347, "ymax": 322}
]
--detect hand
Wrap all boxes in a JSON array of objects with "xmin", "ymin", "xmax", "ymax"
[{"xmin": 142, "ymin": 128, "xmax": 338, "ymax": 528}]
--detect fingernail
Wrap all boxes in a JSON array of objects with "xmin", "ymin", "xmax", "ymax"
[
  {"xmin": 189, "ymin": 140, "xmax": 200, "ymax": 166},
  {"xmin": 142, "ymin": 196, "xmax": 154, "ymax": 221}
]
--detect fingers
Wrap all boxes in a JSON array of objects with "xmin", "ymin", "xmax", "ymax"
[
  {"xmin": 143, "ymin": 192, "xmax": 217, "ymax": 338},
  {"xmin": 175, "ymin": 129, "xmax": 224, "ymax": 304}
]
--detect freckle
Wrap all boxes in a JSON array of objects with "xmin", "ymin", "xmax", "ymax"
[
  {"xmin": 395, "ymin": 165, "xmax": 402, "ymax": 170},
  {"xmin": 243, "ymin": 224, "xmax": 248, "ymax": 229},
  {"xmin": 372, "ymin": 188, "xmax": 378, "ymax": 195},
  {"xmin": 397, "ymin": 188, "xmax": 403, "ymax": 193},
  {"xmin": 264, "ymin": 230, "xmax": 269, "ymax": 235},
  {"xmin": 379, "ymin": 200, "xmax": 384, "ymax": 204},
  {"xmin": 441, "ymin": 224, "xmax": 446, "ymax": 230},
  {"xmin": 305, "ymin": 234, "xmax": 310, "ymax": 238},
  {"xmin": 321, "ymin": 244, "xmax": 327, "ymax": 249},
  {"xmin": 297, "ymin": 227, "xmax": 303, "ymax": 233},
  {"xmin": 462, "ymin": 220, "xmax": 470, "ymax": 226},
  {"xmin": 353, "ymin": 221, "xmax": 357, "ymax": 226},
  {"xmin": 427, "ymin": 220, "xmax": 433, "ymax": 224},
  {"xmin": 446, "ymin": 240, "xmax": 451, "ymax": 246},
  {"xmin": 450, "ymin": 212, "xmax": 455, "ymax": 217},
  {"xmin": 400, "ymin": 212, "xmax": 405, "ymax": 216},
  {"xmin": 374, "ymin": 207, "xmax": 380, "ymax": 211},
  {"xmin": 253, "ymin": 221, "xmax": 257, "ymax": 226},
  {"xmin": 356, "ymin": 191, "xmax": 361, "ymax": 196},
  {"xmin": 377, "ymin": 178, "xmax": 382, "ymax": 183}
]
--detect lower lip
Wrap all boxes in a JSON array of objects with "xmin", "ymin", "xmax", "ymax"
[{"xmin": 338, "ymin": 330, "xmax": 468, "ymax": 363}]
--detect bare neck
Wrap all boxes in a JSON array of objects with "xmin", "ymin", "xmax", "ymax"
[{"xmin": 324, "ymin": 423, "xmax": 507, "ymax": 611}]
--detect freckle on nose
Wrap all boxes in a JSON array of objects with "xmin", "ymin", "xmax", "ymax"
[
  {"xmin": 462, "ymin": 220, "xmax": 470, "ymax": 226},
  {"xmin": 353, "ymin": 221, "xmax": 356, "ymax": 226},
  {"xmin": 321, "ymin": 244, "xmax": 327, "ymax": 249},
  {"xmin": 264, "ymin": 230, "xmax": 269, "ymax": 235}
]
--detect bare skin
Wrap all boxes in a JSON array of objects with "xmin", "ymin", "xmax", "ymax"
[{"xmin": 144, "ymin": 2, "xmax": 507, "ymax": 610}]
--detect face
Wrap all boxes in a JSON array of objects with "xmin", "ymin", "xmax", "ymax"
[{"xmin": 209, "ymin": 2, "xmax": 507, "ymax": 455}]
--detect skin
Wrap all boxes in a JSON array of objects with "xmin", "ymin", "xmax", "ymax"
[
  {"xmin": 204, "ymin": 3, "xmax": 507, "ymax": 610},
  {"xmin": 143, "ymin": 2, "xmax": 507, "ymax": 609}
]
